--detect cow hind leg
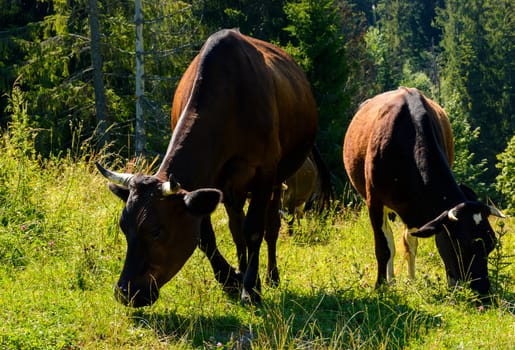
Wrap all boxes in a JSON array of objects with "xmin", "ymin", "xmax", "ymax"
[
  {"xmin": 369, "ymin": 202, "xmax": 395, "ymax": 288},
  {"xmin": 287, "ymin": 213, "xmax": 295, "ymax": 235},
  {"xmin": 295, "ymin": 204, "xmax": 305, "ymax": 226},
  {"xmin": 382, "ymin": 208, "xmax": 396, "ymax": 283}
]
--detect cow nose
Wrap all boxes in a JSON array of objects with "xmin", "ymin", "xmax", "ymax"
[
  {"xmin": 114, "ymin": 284, "xmax": 131, "ymax": 306},
  {"xmin": 470, "ymin": 277, "xmax": 491, "ymax": 296},
  {"xmin": 114, "ymin": 283, "xmax": 159, "ymax": 307}
]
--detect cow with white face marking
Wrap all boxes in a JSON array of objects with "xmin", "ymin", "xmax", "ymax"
[{"xmin": 343, "ymin": 87, "xmax": 505, "ymax": 294}]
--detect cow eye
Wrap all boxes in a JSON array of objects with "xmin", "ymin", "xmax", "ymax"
[{"xmin": 151, "ymin": 229, "xmax": 161, "ymax": 241}]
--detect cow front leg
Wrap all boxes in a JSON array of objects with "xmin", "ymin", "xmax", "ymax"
[
  {"xmin": 241, "ymin": 187, "xmax": 271, "ymax": 305},
  {"xmin": 224, "ymin": 200, "xmax": 247, "ymax": 276},
  {"xmin": 199, "ymin": 217, "xmax": 241, "ymax": 297}
]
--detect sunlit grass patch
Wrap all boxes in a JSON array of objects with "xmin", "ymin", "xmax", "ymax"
[{"xmin": 0, "ymin": 117, "xmax": 513, "ymax": 348}]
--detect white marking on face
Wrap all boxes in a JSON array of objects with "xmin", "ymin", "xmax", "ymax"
[{"xmin": 472, "ymin": 213, "xmax": 482, "ymax": 225}]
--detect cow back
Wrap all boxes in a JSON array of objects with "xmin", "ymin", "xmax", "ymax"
[
  {"xmin": 344, "ymin": 87, "xmax": 459, "ymax": 227},
  {"xmin": 162, "ymin": 29, "xmax": 318, "ymax": 197}
]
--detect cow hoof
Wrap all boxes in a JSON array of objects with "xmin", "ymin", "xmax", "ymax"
[
  {"xmin": 266, "ymin": 269, "xmax": 280, "ymax": 287},
  {"xmin": 223, "ymin": 284, "xmax": 241, "ymax": 299},
  {"xmin": 374, "ymin": 279, "xmax": 389, "ymax": 292},
  {"xmin": 240, "ymin": 288, "xmax": 261, "ymax": 306},
  {"xmin": 221, "ymin": 271, "xmax": 243, "ymax": 298}
]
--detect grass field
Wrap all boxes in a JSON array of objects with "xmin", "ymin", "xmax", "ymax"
[{"xmin": 0, "ymin": 131, "xmax": 514, "ymax": 349}]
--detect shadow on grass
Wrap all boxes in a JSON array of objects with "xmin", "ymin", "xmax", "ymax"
[
  {"xmin": 131, "ymin": 287, "xmax": 440, "ymax": 349},
  {"xmin": 130, "ymin": 307, "xmax": 246, "ymax": 347}
]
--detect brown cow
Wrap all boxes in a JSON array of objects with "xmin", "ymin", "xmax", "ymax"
[
  {"xmin": 343, "ymin": 87, "xmax": 504, "ymax": 295},
  {"xmin": 281, "ymin": 146, "xmax": 333, "ymax": 234},
  {"xmin": 97, "ymin": 29, "xmax": 318, "ymax": 306}
]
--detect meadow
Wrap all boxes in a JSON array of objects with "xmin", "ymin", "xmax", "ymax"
[{"xmin": 0, "ymin": 128, "xmax": 513, "ymax": 349}]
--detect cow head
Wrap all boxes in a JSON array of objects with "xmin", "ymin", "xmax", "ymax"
[
  {"xmin": 410, "ymin": 199, "xmax": 504, "ymax": 295},
  {"xmin": 96, "ymin": 163, "xmax": 222, "ymax": 307}
]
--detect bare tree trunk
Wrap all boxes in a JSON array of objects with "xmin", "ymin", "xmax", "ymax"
[
  {"xmin": 134, "ymin": 0, "xmax": 146, "ymax": 155},
  {"xmin": 88, "ymin": 0, "xmax": 108, "ymax": 146}
]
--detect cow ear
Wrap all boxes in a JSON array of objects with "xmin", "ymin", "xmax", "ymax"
[
  {"xmin": 108, "ymin": 183, "xmax": 130, "ymax": 202},
  {"xmin": 410, "ymin": 210, "xmax": 449, "ymax": 238},
  {"xmin": 183, "ymin": 189, "xmax": 223, "ymax": 216}
]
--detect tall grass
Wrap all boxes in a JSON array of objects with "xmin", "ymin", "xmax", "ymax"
[{"xmin": 0, "ymin": 88, "xmax": 513, "ymax": 349}]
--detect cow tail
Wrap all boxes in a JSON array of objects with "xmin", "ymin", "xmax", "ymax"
[{"xmin": 309, "ymin": 144, "xmax": 334, "ymax": 214}]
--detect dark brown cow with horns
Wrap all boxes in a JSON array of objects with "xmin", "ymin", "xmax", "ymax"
[
  {"xmin": 97, "ymin": 29, "xmax": 318, "ymax": 306},
  {"xmin": 343, "ymin": 87, "xmax": 504, "ymax": 295}
]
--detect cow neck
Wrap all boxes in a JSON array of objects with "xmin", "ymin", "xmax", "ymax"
[
  {"xmin": 404, "ymin": 146, "xmax": 469, "ymax": 227},
  {"xmin": 406, "ymin": 99, "xmax": 467, "ymax": 226},
  {"xmin": 157, "ymin": 108, "xmax": 220, "ymax": 191},
  {"xmin": 397, "ymin": 180, "xmax": 465, "ymax": 230},
  {"xmin": 427, "ymin": 178, "xmax": 465, "ymax": 210},
  {"xmin": 157, "ymin": 36, "xmax": 245, "ymax": 192}
]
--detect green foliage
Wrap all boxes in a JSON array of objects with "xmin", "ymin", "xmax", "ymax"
[
  {"xmin": 283, "ymin": 0, "xmax": 349, "ymax": 114},
  {"xmin": 489, "ymin": 221, "xmax": 514, "ymax": 298},
  {"xmin": 283, "ymin": 0, "xmax": 362, "ymax": 192},
  {"xmin": 0, "ymin": 84, "xmax": 112, "ymax": 276},
  {"xmin": 399, "ymin": 61, "xmax": 436, "ymax": 98},
  {"xmin": 193, "ymin": 0, "xmax": 287, "ymax": 39},
  {"xmin": 368, "ymin": 0, "xmax": 441, "ymax": 92},
  {"xmin": 2, "ymin": 84, "xmax": 37, "ymax": 158},
  {"xmin": 0, "ymin": 88, "xmax": 43, "ymax": 259},
  {"xmin": 364, "ymin": 26, "xmax": 389, "ymax": 93},
  {"xmin": 437, "ymin": 0, "xmax": 514, "ymax": 196},
  {"xmin": 1, "ymin": 0, "xmax": 206, "ymax": 157},
  {"xmin": 442, "ymin": 91, "xmax": 490, "ymax": 196},
  {"xmin": 496, "ymin": 135, "xmax": 515, "ymax": 213}
]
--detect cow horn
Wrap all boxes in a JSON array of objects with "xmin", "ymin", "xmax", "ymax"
[
  {"xmin": 488, "ymin": 206, "xmax": 506, "ymax": 218},
  {"xmin": 162, "ymin": 174, "xmax": 181, "ymax": 196},
  {"xmin": 448, "ymin": 207, "xmax": 459, "ymax": 222},
  {"xmin": 95, "ymin": 162, "xmax": 134, "ymax": 188}
]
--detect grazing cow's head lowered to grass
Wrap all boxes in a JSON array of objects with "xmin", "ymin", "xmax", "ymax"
[
  {"xmin": 411, "ymin": 193, "xmax": 502, "ymax": 293},
  {"xmin": 97, "ymin": 164, "xmax": 222, "ymax": 307},
  {"xmin": 98, "ymin": 29, "xmax": 319, "ymax": 306},
  {"xmin": 343, "ymin": 87, "xmax": 505, "ymax": 295}
]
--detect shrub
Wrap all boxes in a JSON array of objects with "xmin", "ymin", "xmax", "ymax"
[{"xmin": 496, "ymin": 135, "xmax": 515, "ymax": 213}]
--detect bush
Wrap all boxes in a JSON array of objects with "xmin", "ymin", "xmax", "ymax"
[{"xmin": 496, "ymin": 135, "xmax": 515, "ymax": 213}]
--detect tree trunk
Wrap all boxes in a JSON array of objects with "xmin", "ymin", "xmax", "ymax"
[{"xmin": 134, "ymin": 0, "xmax": 146, "ymax": 155}]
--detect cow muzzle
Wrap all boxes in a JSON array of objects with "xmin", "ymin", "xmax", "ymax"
[{"xmin": 114, "ymin": 282, "xmax": 159, "ymax": 307}]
